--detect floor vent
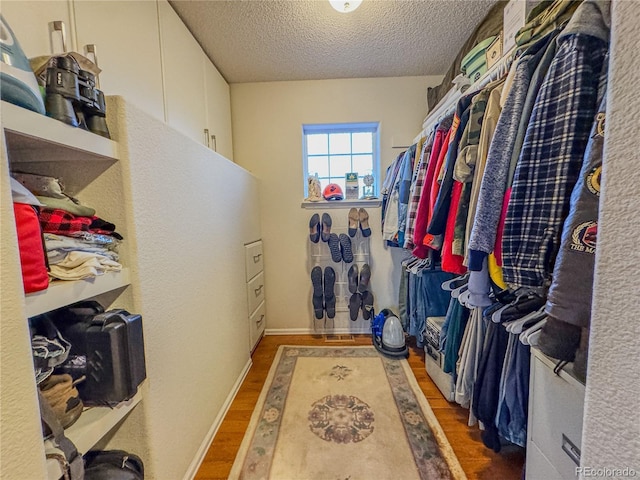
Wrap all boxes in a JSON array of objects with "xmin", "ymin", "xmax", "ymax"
[{"xmin": 324, "ymin": 334, "xmax": 355, "ymax": 343}]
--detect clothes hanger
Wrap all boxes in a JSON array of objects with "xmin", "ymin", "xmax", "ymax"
[
  {"xmin": 519, "ymin": 319, "xmax": 547, "ymax": 346},
  {"xmin": 490, "ymin": 288, "xmax": 530, "ymax": 323},
  {"xmin": 451, "ymin": 283, "xmax": 469, "ymax": 299},
  {"xmin": 457, "ymin": 289, "xmax": 471, "ymax": 308},
  {"xmin": 526, "ymin": 329, "xmax": 543, "ymax": 347},
  {"xmin": 410, "ymin": 258, "xmax": 432, "ymax": 274},
  {"xmin": 503, "ymin": 307, "xmax": 546, "ymax": 334},
  {"xmin": 441, "ymin": 272, "xmax": 470, "ymax": 291},
  {"xmin": 492, "ymin": 288, "xmax": 545, "ymax": 324}
]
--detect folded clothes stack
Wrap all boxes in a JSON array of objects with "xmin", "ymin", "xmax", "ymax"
[{"xmin": 12, "ymin": 172, "xmax": 123, "ymax": 281}]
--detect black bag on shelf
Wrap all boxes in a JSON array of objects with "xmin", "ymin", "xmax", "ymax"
[
  {"xmin": 54, "ymin": 302, "xmax": 147, "ymax": 406},
  {"xmin": 84, "ymin": 450, "xmax": 144, "ymax": 480}
]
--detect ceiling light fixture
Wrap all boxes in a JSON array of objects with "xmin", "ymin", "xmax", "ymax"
[{"xmin": 329, "ymin": 0, "xmax": 362, "ymax": 13}]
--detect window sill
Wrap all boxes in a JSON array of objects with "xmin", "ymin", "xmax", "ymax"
[{"xmin": 301, "ymin": 199, "xmax": 382, "ymax": 209}]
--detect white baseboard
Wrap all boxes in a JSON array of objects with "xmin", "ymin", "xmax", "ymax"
[
  {"xmin": 265, "ymin": 327, "xmax": 371, "ymax": 335},
  {"xmin": 183, "ymin": 357, "xmax": 253, "ymax": 480}
]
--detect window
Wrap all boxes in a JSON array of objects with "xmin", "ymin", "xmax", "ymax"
[{"xmin": 303, "ymin": 122, "xmax": 379, "ymax": 199}]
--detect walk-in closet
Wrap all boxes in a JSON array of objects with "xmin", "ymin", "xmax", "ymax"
[{"xmin": 1, "ymin": 1, "xmax": 638, "ymax": 479}]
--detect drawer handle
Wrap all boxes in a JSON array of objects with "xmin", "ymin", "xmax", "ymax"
[
  {"xmin": 256, "ymin": 314, "xmax": 265, "ymax": 325},
  {"xmin": 254, "ymin": 285, "xmax": 264, "ymax": 296},
  {"xmin": 253, "ymin": 253, "xmax": 262, "ymax": 263},
  {"xmin": 562, "ymin": 434, "xmax": 581, "ymax": 466}
]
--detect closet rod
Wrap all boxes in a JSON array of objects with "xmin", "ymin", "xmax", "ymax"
[{"xmin": 413, "ymin": 47, "xmax": 517, "ymax": 143}]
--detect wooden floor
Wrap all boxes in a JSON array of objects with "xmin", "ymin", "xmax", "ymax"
[{"xmin": 194, "ymin": 334, "xmax": 525, "ymax": 480}]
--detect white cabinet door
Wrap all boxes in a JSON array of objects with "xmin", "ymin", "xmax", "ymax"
[
  {"xmin": 157, "ymin": 0, "xmax": 206, "ymax": 145},
  {"xmin": 1, "ymin": 0, "xmax": 74, "ymax": 58},
  {"xmin": 204, "ymin": 58, "xmax": 234, "ymax": 161},
  {"xmin": 73, "ymin": 1, "xmax": 165, "ymax": 122}
]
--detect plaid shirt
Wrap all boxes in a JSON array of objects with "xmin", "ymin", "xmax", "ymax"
[
  {"xmin": 40, "ymin": 208, "xmax": 93, "ymax": 235},
  {"xmin": 502, "ymin": 33, "xmax": 608, "ymax": 288},
  {"xmin": 403, "ymin": 133, "xmax": 434, "ymax": 250}
]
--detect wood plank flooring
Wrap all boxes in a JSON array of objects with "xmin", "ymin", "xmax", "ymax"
[{"xmin": 194, "ymin": 335, "xmax": 525, "ymax": 480}]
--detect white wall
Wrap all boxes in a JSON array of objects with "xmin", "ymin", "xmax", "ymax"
[
  {"xmin": 105, "ymin": 98, "xmax": 260, "ymax": 479},
  {"xmin": 230, "ymin": 76, "xmax": 441, "ymax": 333},
  {"xmin": 582, "ymin": 1, "xmax": 640, "ymax": 473}
]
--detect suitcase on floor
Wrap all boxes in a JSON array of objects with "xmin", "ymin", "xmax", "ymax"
[{"xmin": 55, "ymin": 302, "xmax": 147, "ymax": 406}]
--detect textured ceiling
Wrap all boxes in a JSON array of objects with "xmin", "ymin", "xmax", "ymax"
[{"xmin": 169, "ymin": 0, "xmax": 499, "ymax": 84}]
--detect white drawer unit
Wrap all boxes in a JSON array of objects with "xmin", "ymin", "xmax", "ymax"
[
  {"xmin": 526, "ymin": 348, "xmax": 586, "ymax": 480},
  {"xmin": 245, "ymin": 240, "xmax": 265, "ymax": 351},
  {"xmin": 249, "ymin": 301, "xmax": 266, "ymax": 351},
  {"xmin": 245, "ymin": 240, "xmax": 264, "ymax": 281},
  {"xmin": 247, "ymin": 271, "xmax": 265, "ymax": 315}
]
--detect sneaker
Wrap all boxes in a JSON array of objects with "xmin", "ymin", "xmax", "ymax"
[
  {"xmin": 311, "ymin": 266, "xmax": 324, "ymax": 319},
  {"xmin": 324, "ymin": 267, "xmax": 336, "ymax": 319},
  {"xmin": 339, "ymin": 233, "xmax": 353, "ymax": 263},
  {"xmin": 328, "ymin": 234, "xmax": 341, "ymax": 263}
]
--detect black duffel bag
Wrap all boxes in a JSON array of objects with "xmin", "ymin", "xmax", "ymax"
[{"xmin": 84, "ymin": 450, "xmax": 144, "ymax": 480}]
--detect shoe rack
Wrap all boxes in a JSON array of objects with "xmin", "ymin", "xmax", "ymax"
[{"xmin": 307, "ymin": 210, "xmax": 372, "ymax": 333}]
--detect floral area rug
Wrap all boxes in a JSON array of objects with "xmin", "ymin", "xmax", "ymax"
[{"xmin": 229, "ymin": 346, "xmax": 466, "ymax": 480}]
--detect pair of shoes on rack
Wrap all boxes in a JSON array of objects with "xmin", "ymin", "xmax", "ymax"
[
  {"xmin": 309, "ymin": 213, "xmax": 334, "ymax": 243},
  {"xmin": 349, "ymin": 291, "xmax": 374, "ymax": 321},
  {"xmin": 328, "ymin": 233, "xmax": 353, "ymax": 263},
  {"xmin": 347, "ymin": 264, "xmax": 373, "ymax": 321},
  {"xmin": 348, "ymin": 208, "xmax": 371, "ymax": 238},
  {"xmin": 311, "ymin": 266, "xmax": 336, "ymax": 319}
]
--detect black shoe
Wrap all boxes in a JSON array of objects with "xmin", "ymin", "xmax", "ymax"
[
  {"xmin": 361, "ymin": 290, "xmax": 374, "ymax": 320},
  {"xmin": 358, "ymin": 264, "xmax": 371, "ymax": 293},
  {"xmin": 349, "ymin": 293, "xmax": 362, "ymax": 321},
  {"xmin": 348, "ymin": 264, "xmax": 359, "ymax": 294},
  {"xmin": 311, "ymin": 266, "xmax": 323, "ymax": 319},
  {"xmin": 321, "ymin": 213, "xmax": 332, "ymax": 242},
  {"xmin": 324, "ymin": 267, "xmax": 336, "ymax": 319},
  {"xmin": 309, "ymin": 213, "xmax": 320, "ymax": 243}
]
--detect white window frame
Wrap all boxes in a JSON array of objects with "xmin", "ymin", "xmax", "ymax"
[{"xmin": 302, "ymin": 122, "xmax": 380, "ymax": 200}]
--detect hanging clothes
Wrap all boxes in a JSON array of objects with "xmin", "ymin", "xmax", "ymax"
[
  {"xmin": 454, "ymin": 307, "xmax": 487, "ymax": 426},
  {"xmin": 467, "ymin": 29, "xmax": 559, "ymax": 273},
  {"xmin": 502, "ymin": 1, "xmax": 610, "ymax": 288},
  {"xmin": 412, "ymin": 115, "xmax": 453, "ymax": 258},
  {"xmin": 472, "ymin": 314, "xmax": 509, "ymax": 453},
  {"xmin": 396, "ymin": 143, "xmax": 418, "ymax": 247},
  {"xmin": 404, "ymin": 135, "xmax": 434, "ymax": 250},
  {"xmin": 407, "ymin": 266, "xmax": 453, "ymax": 347},
  {"xmin": 539, "ymin": 91, "xmax": 607, "ymax": 371},
  {"xmin": 381, "ymin": 151, "xmax": 405, "ymax": 242},
  {"xmin": 495, "ymin": 334, "xmax": 531, "ymax": 447},
  {"xmin": 427, "ymin": 95, "xmax": 474, "ymax": 237}
]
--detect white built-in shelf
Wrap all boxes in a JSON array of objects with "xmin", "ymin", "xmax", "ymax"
[
  {"xmin": 301, "ymin": 199, "xmax": 381, "ymax": 209},
  {"xmin": 1, "ymin": 101, "xmax": 119, "ymax": 163},
  {"xmin": 45, "ymin": 391, "xmax": 143, "ymax": 480},
  {"xmin": 25, "ymin": 268, "xmax": 131, "ymax": 318}
]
